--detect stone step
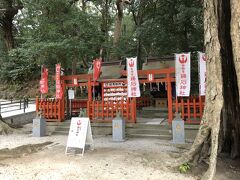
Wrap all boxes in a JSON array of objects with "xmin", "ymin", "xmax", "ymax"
[
  {"xmin": 126, "ymin": 128, "xmax": 170, "ymax": 135},
  {"xmin": 141, "ymin": 107, "xmax": 169, "ymax": 112},
  {"xmin": 52, "ymin": 121, "xmax": 168, "ymax": 132},
  {"xmin": 127, "ymin": 133, "xmax": 171, "ymax": 140},
  {"xmin": 137, "ymin": 114, "xmax": 168, "ymax": 119}
]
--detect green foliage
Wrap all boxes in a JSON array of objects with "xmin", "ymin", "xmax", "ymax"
[
  {"xmin": 14, "ymin": 0, "xmax": 104, "ymax": 69},
  {"xmin": 0, "ymin": 0, "xmax": 204, "ymax": 86},
  {"xmin": 0, "ymin": 48, "xmax": 38, "ymax": 84},
  {"xmin": 133, "ymin": 0, "xmax": 203, "ymax": 56},
  {"xmin": 179, "ymin": 163, "xmax": 191, "ymax": 173}
]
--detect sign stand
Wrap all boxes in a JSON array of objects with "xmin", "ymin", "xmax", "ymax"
[
  {"xmin": 68, "ymin": 89, "xmax": 75, "ymax": 117},
  {"xmin": 65, "ymin": 117, "xmax": 94, "ymax": 156}
]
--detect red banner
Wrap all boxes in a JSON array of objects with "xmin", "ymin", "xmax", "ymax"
[
  {"xmin": 40, "ymin": 66, "xmax": 48, "ymax": 94},
  {"xmin": 56, "ymin": 64, "xmax": 63, "ymax": 99},
  {"xmin": 93, "ymin": 58, "xmax": 102, "ymax": 82}
]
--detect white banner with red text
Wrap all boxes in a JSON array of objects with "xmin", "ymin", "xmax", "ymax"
[
  {"xmin": 198, "ymin": 52, "xmax": 206, "ymax": 96},
  {"xmin": 175, "ymin": 53, "xmax": 191, "ymax": 97},
  {"xmin": 127, "ymin": 57, "xmax": 141, "ymax": 97}
]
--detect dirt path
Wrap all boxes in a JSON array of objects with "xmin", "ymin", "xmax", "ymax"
[{"xmin": 0, "ymin": 134, "xmax": 239, "ymax": 180}]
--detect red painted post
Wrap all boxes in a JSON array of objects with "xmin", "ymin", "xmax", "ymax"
[
  {"xmin": 126, "ymin": 99, "xmax": 129, "ymax": 121},
  {"xmin": 87, "ymin": 101, "xmax": 90, "ymax": 120},
  {"xmin": 193, "ymin": 97, "xmax": 196, "ymax": 119},
  {"xmin": 58, "ymin": 100, "xmax": 61, "ymax": 122},
  {"xmin": 97, "ymin": 101, "xmax": 99, "ymax": 119},
  {"xmin": 167, "ymin": 73, "xmax": 173, "ymax": 123},
  {"xmin": 187, "ymin": 98, "xmax": 190, "ymax": 123},
  {"xmin": 106, "ymin": 102, "xmax": 109, "ymax": 120},
  {"xmin": 121, "ymin": 99, "xmax": 124, "ymax": 117},
  {"xmin": 199, "ymin": 96, "xmax": 203, "ymax": 118},
  {"xmin": 54, "ymin": 99, "xmax": 57, "ymax": 119},
  {"xmin": 46, "ymin": 99, "xmax": 49, "ymax": 119}
]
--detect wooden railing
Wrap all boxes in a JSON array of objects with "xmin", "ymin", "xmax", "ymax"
[
  {"xmin": 71, "ymin": 99, "xmax": 88, "ymax": 115},
  {"xmin": 173, "ymin": 96, "xmax": 205, "ymax": 124},
  {"xmin": 36, "ymin": 98, "xmax": 65, "ymax": 122},
  {"xmin": 136, "ymin": 96, "xmax": 151, "ymax": 108},
  {"xmin": 87, "ymin": 99, "xmax": 136, "ymax": 123}
]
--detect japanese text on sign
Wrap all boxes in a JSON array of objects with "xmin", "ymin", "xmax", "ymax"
[
  {"xmin": 127, "ymin": 57, "xmax": 141, "ymax": 97},
  {"xmin": 175, "ymin": 53, "xmax": 191, "ymax": 97}
]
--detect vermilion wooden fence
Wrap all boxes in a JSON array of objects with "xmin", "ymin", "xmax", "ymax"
[
  {"xmin": 71, "ymin": 99, "xmax": 88, "ymax": 115},
  {"xmin": 36, "ymin": 98, "xmax": 65, "ymax": 121},
  {"xmin": 173, "ymin": 96, "xmax": 205, "ymax": 124},
  {"xmin": 87, "ymin": 99, "xmax": 136, "ymax": 123}
]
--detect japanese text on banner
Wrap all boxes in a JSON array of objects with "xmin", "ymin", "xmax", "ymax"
[
  {"xmin": 127, "ymin": 57, "xmax": 141, "ymax": 97},
  {"xmin": 40, "ymin": 66, "xmax": 48, "ymax": 94},
  {"xmin": 56, "ymin": 64, "xmax": 63, "ymax": 99},
  {"xmin": 175, "ymin": 53, "xmax": 191, "ymax": 97}
]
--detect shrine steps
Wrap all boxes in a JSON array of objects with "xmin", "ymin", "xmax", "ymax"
[
  {"xmin": 47, "ymin": 120, "xmax": 199, "ymax": 142},
  {"xmin": 137, "ymin": 106, "xmax": 169, "ymax": 119},
  {"xmin": 48, "ymin": 121, "xmax": 171, "ymax": 140}
]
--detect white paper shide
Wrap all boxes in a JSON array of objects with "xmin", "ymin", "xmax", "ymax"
[
  {"xmin": 127, "ymin": 57, "xmax": 141, "ymax": 97},
  {"xmin": 175, "ymin": 53, "xmax": 191, "ymax": 97}
]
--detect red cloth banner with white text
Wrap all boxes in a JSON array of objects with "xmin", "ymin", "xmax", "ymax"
[
  {"xmin": 93, "ymin": 58, "xmax": 102, "ymax": 82},
  {"xmin": 40, "ymin": 66, "xmax": 48, "ymax": 94},
  {"xmin": 175, "ymin": 53, "xmax": 191, "ymax": 97},
  {"xmin": 198, "ymin": 52, "xmax": 206, "ymax": 96},
  {"xmin": 127, "ymin": 57, "xmax": 141, "ymax": 97},
  {"xmin": 56, "ymin": 64, "xmax": 63, "ymax": 99}
]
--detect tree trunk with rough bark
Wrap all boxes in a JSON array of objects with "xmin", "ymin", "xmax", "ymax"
[
  {"xmin": 113, "ymin": 0, "xmax": 124, "ymax": 47},
  {"xmin": 170, "ymin": 0, "xmax": 240, "ymax": 179},
  {"xmin": 0, "ymin": 0, "xmax": 23, "ymax": 51},
  {"xmin": 110, "ymin": 0, "xmax": 131, "ymax": 61}
]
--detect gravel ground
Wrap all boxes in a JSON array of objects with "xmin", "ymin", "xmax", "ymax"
[
  {"xmin": 0, "ymin": 133, "xmax": 197, "ymax": 180},
  {"xmin": 0, "ymin": 133, "xmax": 239, "ymax": 180}
]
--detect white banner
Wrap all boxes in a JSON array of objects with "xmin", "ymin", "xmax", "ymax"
[
  {"xmin": 127, "ymin": 57, "xmax": 141, "ymax": 97},
  {"xmin": 175, "ymin": 53, "xmax": 191, "ymax": 97},
  {"xmin": 198, "ymin": 52, "xmax": 206, "ymax": 96}
]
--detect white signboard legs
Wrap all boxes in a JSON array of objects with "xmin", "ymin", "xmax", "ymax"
[{"xmin": 65, "ymin": 117, "xmax": 94, "ymax": 156}]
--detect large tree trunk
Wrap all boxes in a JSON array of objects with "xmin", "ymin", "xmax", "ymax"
[
  {"xmin": 229, "ymin": 0, "xmax": 240, "ymax": 158},
  {"xmin": 0, "ymin": 0, "xmax": 23, "ymax": 51},
  {"xmin": 170, "ymin": 0, "xmax": 240, "ymax": 179},
  {"xmin": 113, "ymin": 0, "xmax": 124, "ymax": 47},
  {"xmin": 110, "ymin": 0, "xmax": 131, "ymax": 61}
]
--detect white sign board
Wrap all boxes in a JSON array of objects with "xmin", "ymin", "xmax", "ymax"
[
  {"xmin": 198, "ymin": 52, "xmax": 206, "ymax": 96},
  {"xmin": 127, "ymin": 57, "xmax": 141, "ymax": 97},
  {"xmin": 65, "ymin": 117, "xmax": 93, "ymax": 156},
  {"xmin": 68, "ymin": 89, "xmax": 75, "ymax": 100},
  {"xmin": 73, "ymin": 78, "xmax": 78, "ymax": 85},
  {"xmin": 175, "ymin": 53, "xmax": 191, "ymax": 97}
]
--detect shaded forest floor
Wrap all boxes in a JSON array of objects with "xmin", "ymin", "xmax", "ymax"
[{"xmin": 0, "ymin": 132, "xmax": 239, "ymax": 180}]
